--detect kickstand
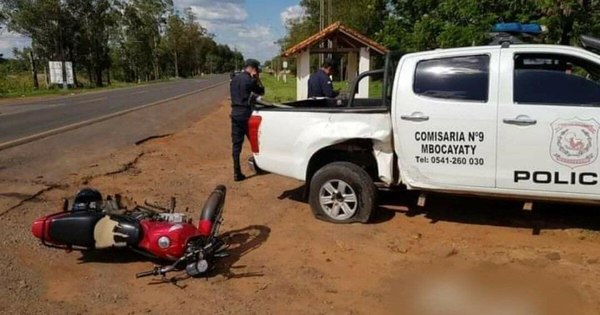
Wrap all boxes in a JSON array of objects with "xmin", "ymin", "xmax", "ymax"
[{"xmin": 148, "ymin": 274, "xmax": 189, "ymax": 289}]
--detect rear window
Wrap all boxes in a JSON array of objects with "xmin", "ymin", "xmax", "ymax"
[
  {"xmin": 413, "ymin": 55, "xmax": 490, "ymax": 102},
  {"xmin": 514, "ymin": 53, "xmax": 600, "ymax": 106}
]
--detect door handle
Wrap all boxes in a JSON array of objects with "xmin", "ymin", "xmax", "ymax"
[
  {"xmin": 502, "ymin": 115, "xmax": 537, "ymax": 126},
  {"xmin": 401, "ymin": 112, "xmax": 430, "ymax": 122}
]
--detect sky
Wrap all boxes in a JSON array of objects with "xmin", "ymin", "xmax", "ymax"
[{"xmin": 0, "ymin": 0, "xmax": 306, "ymax": 62}]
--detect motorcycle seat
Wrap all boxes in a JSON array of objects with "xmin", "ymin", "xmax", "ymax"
[{"xmin": 48, "ymin": 211, "xmax": 104, "ymax": 248}]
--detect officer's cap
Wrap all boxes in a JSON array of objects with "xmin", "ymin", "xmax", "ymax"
[
  {"xmin": 245, "ymin": 59, "xmax": 261, "ymax": 71},
  {"xmin": 322, "ymin": 58, "xmax": 335, "ymax": 68}
]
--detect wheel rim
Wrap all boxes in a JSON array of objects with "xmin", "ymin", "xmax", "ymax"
[{"xmin": 319, "ymin": 179, "xmax": 358, "ymax": 220}]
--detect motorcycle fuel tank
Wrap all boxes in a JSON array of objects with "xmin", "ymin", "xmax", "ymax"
[{"xmin": 137, "ymin": 220, "xmax": 201, "ymax": 260}]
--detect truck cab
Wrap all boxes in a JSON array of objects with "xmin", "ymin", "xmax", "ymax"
[
  {"xmin": 250, "ymin": 37, "xmax": 600, "ymax": 224},
  {"xmin": 396, "ymin": 44, "xmax": 600, "ymax": 196}
]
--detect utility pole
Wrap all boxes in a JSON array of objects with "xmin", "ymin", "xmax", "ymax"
[
  {"xmin": 319, "ymin": 0, "xmax": 324, "ymax": 31},
  {"xmin": 319, "ymin": 0, "xmax": 325, "ymax": 65},
  {"xmin": 327, "ymin": 0, "xmax": 332, "ymax": 60},
  {"xmin": 58, "ymin": 1, "xmax": 68, "ymax": 90},
  {"xmin": 328, "ymin": 0, "xmax": 332, "ymax": 25}
]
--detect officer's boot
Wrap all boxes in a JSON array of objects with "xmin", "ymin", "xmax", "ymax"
[{"xmin": 233, "ymin": 157, "xmax": 246, "ymax": 182}]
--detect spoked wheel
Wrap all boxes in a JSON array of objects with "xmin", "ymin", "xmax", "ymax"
[
  {"xmin": 184, "ymin": 185, "xmax": 228, "ymax": 278},
  {"xmin": 319, "ymin": 179, "xmax": 358, "ymax": 221}
]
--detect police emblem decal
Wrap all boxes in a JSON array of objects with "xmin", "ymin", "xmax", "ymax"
[{"xmin": 550, "ymin": 118, "xmax": 599, "ymax": 168}]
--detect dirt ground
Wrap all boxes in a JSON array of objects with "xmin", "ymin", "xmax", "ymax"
[{"xmin": 2, "ymin": 101, "xmax": 600, "ymax": 314}]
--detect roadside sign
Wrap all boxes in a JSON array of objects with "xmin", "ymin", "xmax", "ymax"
[
  {"xmin": 49, "ymin": 61, "xmax": 74, "ymax": 85},
  {"xmin": 65, "ymin": 62, "xmax": 74, "ymax": 85},
  {"xmin": 283, "ymin": 61, "xmax": 288, "ymax": 69}
]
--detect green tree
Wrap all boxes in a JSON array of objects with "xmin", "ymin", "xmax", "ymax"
[
  {"xmin": 281, "ymin": 0, "xmax": 388, "ymax": 50},
  {"xmin": 1, "ymin": 0, "xmax": 243, "ymax": 91},
  {"xmin": 165, "ymin": 14, "xmax": 185, "ymax": 77},
  {"xmin": 381, "ymin": 0, "xmax": 600, "ymax": 52},
  {"xmin": 536, "ymin": 0, "xmax": 600, "ymax": 45},
  {"xmin": 2, "ymin": 0, "xmax": 66, "ymax": 88},
  {"xmin": 118, "ymin": 0, "xmax": 172, "ymax": 81},
  {"xmin": 67, "ymin": 0, "xmax": 119, "ymax": 87}
]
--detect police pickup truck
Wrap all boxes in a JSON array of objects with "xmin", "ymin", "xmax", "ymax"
[{"xmin": 248, "ymin": 26, "xmax": 600, "ymax": 223}]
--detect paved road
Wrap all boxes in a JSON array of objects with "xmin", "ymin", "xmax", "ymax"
[
  {"xmin": 0, "ymin": 77, "xmax": 230, "ymax": 211},
  {"xmin": 0, "ymin": 75, "xmax": 229, "ymax": 144}
]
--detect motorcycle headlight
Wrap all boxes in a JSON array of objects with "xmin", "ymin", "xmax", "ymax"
[{"xmin": 157, "ymin": 236, "xmax": 170, "ymax": 249}]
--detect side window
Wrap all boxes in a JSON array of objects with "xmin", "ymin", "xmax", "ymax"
[
  {"xmin": 346, "ymin": 71, "xmax": 386, "ymax": 108},
  {"xmin": 413, "ymin": 55, "xmax": 490, "ymax": 102},
  {"xmin": 514, "ymin": 53, "xmax": 600, "ymax": 106}
]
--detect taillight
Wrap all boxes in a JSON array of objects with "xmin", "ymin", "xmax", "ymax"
[{"xmin": 248, "ymin": 115, "xmax": 262, "ymax": 153}]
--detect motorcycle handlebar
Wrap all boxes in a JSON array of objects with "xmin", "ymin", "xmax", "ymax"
[{"xmin": 136, "ymin": 264, "xmax": 178, "ymax": 278}]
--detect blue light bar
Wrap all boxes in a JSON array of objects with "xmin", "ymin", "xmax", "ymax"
[{"xmin": 493, "ymin": 23, "xmax": 542, "ymax": 35}]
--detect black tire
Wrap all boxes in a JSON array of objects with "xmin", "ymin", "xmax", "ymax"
[
  {"xmin": 199, "ymin": 185, "xmax": 226, "ymax": 239},
  {"xmin": 309, "ymin": 162, "xmax": 377, "ymax": 224}
]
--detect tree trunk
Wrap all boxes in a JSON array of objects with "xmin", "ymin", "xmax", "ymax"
[
  {"xmin": 560, "ymin": 16, "xmax": 574, "ymax": 45},
  {"xmin": 72, "ymin": 63, "xmax": 79, "ymax": 88},
  {"xmin": 107, "ymin": 68, "xmax": 111, "ymax": 86},
  {"xmin": 154, "ymin": 60, "xmax": 159, "ymax": 80},
  {"xmin": 87, "ymin": 64, "xmax": 95, "ymax": 86},
  {"xmin": 174, "ymin": 51, "xmax": 179, "ymax": 78},
  {"xmin": 68, "ymin": 49, "xmax": 78, "ymax": 87},
  {"xmin": 29, "ymin": 50, "xmax": 39, "ymax": 89},
  {"xmin": 43, "ymin": 63, "xmax": 49, "ymax": 89},
  {"xmin": 95, "ymin": 66, "xmax": 103, "ymax": 87}
]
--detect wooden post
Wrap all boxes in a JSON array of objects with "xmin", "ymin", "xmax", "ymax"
[{"xmin": 347, "ymin": 52, "xmax": 357, "ymax": 83}]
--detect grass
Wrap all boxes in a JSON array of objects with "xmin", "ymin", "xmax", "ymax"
[
  {"xmin": 0, "ymin": 80, "xmax": 143, "ymax": 99},
  {"xmin": 261, "ymin": 73, "xmax": 383, "ymax": 103},
  {"xmin": 261, "ymin": 73, "xmax": 297, "ymax": 103},
  {"xmin": 0, "ymin": 72, "xmax": 214, "ymax": 100}
]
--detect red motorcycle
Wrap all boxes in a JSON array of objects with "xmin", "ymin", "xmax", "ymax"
[{"xmin": 31, "ymin": 185, "xmax": 228, "ymax": 279}]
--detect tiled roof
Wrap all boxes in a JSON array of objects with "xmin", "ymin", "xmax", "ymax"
[{"xmin": 283, "ymin": 21, "xmax": 389, "ymax": 57}]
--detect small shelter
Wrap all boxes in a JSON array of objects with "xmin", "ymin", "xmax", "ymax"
[{"xmin": 282, "ymin": 22, "xmax": 389, "ymax": 100}]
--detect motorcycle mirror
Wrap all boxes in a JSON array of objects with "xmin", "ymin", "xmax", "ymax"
[{"xmin": 170, "ymin": 197, "xmax": 176, "ymax": 213}]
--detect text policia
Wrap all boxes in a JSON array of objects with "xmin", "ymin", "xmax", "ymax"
[{"xmin": 515, "ymin": 171, "xmax": 599, "ymax": 186}]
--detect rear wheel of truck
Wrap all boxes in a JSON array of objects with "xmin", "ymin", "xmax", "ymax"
[{"xmin": 309, "ymin": 162, "xmax": 376, "ymax": 223}]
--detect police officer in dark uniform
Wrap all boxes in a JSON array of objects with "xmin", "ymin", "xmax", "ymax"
[
  {"xmin": 308, "ymin": 59, "xmax": 339, "ymax": 98},
  {"xmin": 230, "ymin": 59, "xmax": 265, "ymax": 181}
]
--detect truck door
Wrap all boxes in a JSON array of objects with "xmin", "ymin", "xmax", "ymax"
[
  {"xmin": 394, "ymin": 49, "xmax": 500, "ymax": 188},
  {"xmin": 496, "ymin": 48, "xmax": 600, "ymax": 195}
]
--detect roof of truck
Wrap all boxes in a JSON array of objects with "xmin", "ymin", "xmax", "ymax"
[{"xmin": 403, "ymin": 44, "xmax": 598, "ymax": 59}]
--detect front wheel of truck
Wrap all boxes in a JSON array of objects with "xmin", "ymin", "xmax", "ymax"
[{"xmin": 309, "ymin": 162, "xmax": 376, "ymax": 223}]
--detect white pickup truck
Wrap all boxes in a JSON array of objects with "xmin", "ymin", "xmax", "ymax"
[{"xmin": 248, "ymin": 37, "xmax": 600, "ymax": 223}]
